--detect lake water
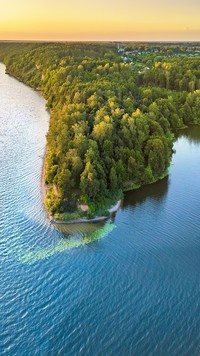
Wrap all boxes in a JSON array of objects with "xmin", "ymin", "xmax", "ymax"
[{"xmin": 1, "ymin": 62, "xmax": 200, "ymax": 355}]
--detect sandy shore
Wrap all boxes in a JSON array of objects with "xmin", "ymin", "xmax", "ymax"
[{"xmin": 108, "ymin": 200, "xmax": 121, "ymax": 214}]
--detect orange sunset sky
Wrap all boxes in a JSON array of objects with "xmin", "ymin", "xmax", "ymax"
[{"xmin": 0, "ymin": 0, "xmax": 200, "ymax": 41}]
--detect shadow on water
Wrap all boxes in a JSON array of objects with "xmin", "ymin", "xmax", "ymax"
[
  {"xmin": 54, "ymin": 220, "xmax": 107, "ymax": 236},
  {"xmin": 175, "ymin": 125, "xmax": 200, "ymax": 145},
  {"xmin": 122, "ymin": 176, "xmax": 169, "ymax": 210}
]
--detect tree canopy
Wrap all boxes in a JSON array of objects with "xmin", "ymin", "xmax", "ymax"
[{"xmin": 0, "ymin": 42, "xmax": 199, "ymax": 219}]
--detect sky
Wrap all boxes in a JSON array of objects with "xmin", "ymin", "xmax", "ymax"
[{"xmin": 0, "ymin": 0, "xmax": 200, "ymax": 41}]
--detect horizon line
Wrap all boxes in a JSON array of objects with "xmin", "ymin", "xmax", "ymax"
[{"xmin": 0, "ymin": 39, "xmax": 200, "ymax": 43}]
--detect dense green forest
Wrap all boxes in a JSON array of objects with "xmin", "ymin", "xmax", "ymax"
[{"xmin": 0, "ymin": 42, "xmax": 200, "ymax": 219}]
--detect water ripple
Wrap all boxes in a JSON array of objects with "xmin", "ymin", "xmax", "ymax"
[{"xmin": 2, "ymin": 63, "xmax": 200, "ymax": 356}]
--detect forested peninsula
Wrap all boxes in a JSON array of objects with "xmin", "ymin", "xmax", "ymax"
[{"xmin": 0, "ymin": 42, "xmax": 200, "ymax": 221}]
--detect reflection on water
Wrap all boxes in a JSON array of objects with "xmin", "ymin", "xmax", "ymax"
[
  {"xmin": 54, "ymin": 220, "xmax": 107, "ymax": 236},
  {"xmin": 175, "ymin": 124, "xmax": 200, "ymax": 145},
  {"xmin": 122, "ymin": 176, "xmax": 169, "ymax": 209}
]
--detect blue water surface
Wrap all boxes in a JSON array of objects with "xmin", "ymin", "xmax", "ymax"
[{"xmin": 1, "ymin": 63, "xmax": 200, "ymax": 355}]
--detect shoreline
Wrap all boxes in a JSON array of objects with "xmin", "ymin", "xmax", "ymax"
[
  {"xmin": 41, "ymin": 147, "xmax": 50, "ymax": 216},
  {"xmin": 51, "ymin": 200, "xmax": 121, "ymax": 224}
]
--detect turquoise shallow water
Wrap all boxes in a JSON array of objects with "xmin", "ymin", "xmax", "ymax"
[{"xmin": 1, "ymin": 62, "xmax": 200, "ymax": 355}]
